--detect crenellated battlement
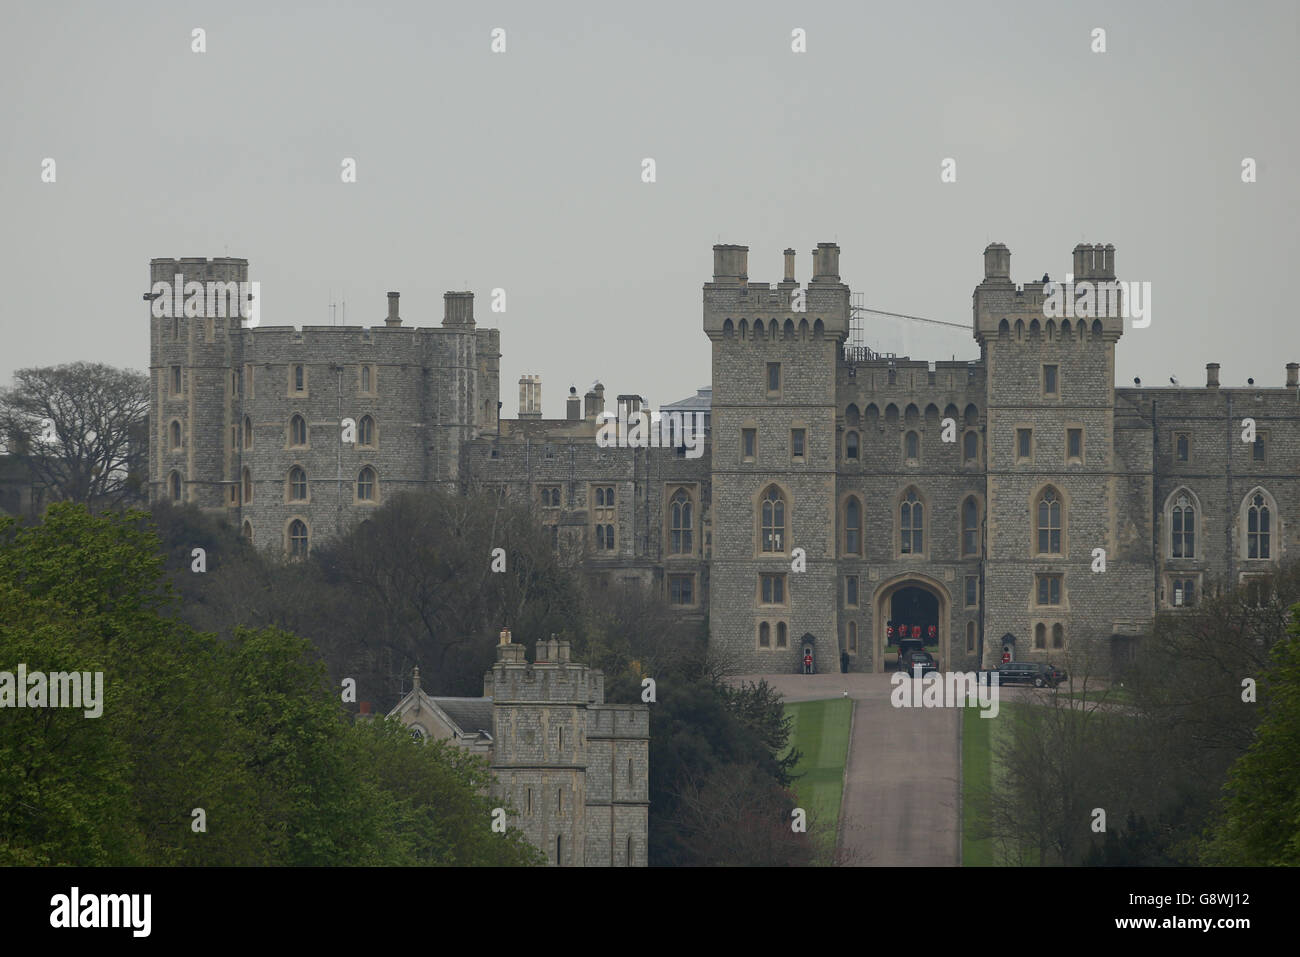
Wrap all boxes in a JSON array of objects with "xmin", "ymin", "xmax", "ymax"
[
  {"xmin": 703, "ymin": 243, "xmax": 851, "ymax": 340},
  {"xmin": 973, "ymin": 242, "xmax": 1126, "ymax": 345}
]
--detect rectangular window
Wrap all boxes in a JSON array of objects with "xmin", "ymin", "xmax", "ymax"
[
  {"xmin": 791, "ymin": 428, "xmax": 805, "ymax": 460},
  {"xmin": 1043, "ymin": 364, "xmax": 1059, "ymax": 396},
  {"xmin": 845, "ymin": 575, "xmax": 859, "ymax": 607},
  {"xmin": 1016, "ymin": 428, "xmax": 1032, "ymax": 462},
  {"xmin": 293, "ymin": 364, "xmax": 305, "ymax": 393},
  {"xmin": 965, "ymin": 576, "xmax": 979, "ymax": 608},
  {"xmin": 1035, "ymin": 573, "xmax": 1062, "ymax": 606},
  {"xmin": 170, "ymin": 366, "xmax": 182, "ymax": 395},
  {"xmin": 1170, "ymin": 577, "xmax": 1197, "ymax": 608},
  {"xmin": 766, "ymin": 362, "xmax": 781, "ymax": 393},
  {"xmin": 668, "ymin": 574, "xmax": 694, "ymax": 606},
  {"xmin": 1175, "ymin": 432, "xmax": 1190, "ymax": 463},
  {"xmin": 360, "ymin": 365, "xmax": 372, "ymax": 393},
  {"xmin": 742, "ymin": 428, "xmax": 756, "ymax": 461},
  {"xmin": 1067, "ymin": 428, "xmax": 1083, "ymax": 462},
  {"xmin": 245, "ymin": 364, "xmax": 254, "ymax": 399},
  {"xmin": 1253, "ymin": 432, "xmax": 1267, "ymax": 462},
  {"xmin": 760, "ymin": 573, "xmax": 787, "ymax": 605}
]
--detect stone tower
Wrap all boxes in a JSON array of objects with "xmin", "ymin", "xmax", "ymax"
[
  {"xmin": 704, "ymin": 244, "xmax": 852, "ymax": 673},
  {"xmin": 147, "ymin": 256, "xmax": 502, "ymax": 555},
  {"xmin": 973, "ymin": 243, "xmax": 1153, "ymax": 665},
  {"xmin": 484, "ymin": 631, "xmax": 648, "ymax": 866},
  {"xmin": 149, "ymin": 257, "xmax": 250, "ymax": 510}
]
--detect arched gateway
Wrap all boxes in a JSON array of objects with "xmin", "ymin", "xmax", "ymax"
[{"xmin": 872, "ymin": 574, "xmax": 949, "ymax": 674}]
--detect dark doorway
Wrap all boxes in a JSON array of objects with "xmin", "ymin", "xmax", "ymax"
[{"xmin": 889, "ymin": 586, "xmax": 939, "ymax": 647}]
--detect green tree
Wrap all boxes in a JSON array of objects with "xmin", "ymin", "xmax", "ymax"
[
  {"xmin": 1202, "ymin": 615, "xmax": 1300, "ymax": 865},
  {"xmin": 0, "ymin": 362, "xmax": 149, "ymax": 509}
]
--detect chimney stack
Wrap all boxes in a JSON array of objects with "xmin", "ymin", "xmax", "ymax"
[
  {"xmin": 984, "ymin": 243, "xmax": 1011, "ymax": 280},
  {"xmin": 1287, "ymin": 363, "xmax": 1299, "ymax": 388},
  {"xmin": 1206, "ymin": 363, "xmax": 1220, "ymax": 389},
  {"xmin": 443, "ymin": 291, "xmax": 475, "ymax": 327},
  {"xmin": 566, "ymin": 386, "xmax": 581, "ymax": 420},
  {"xmin": 386, "ymin": 291, "xmax": 401, "ymax": 327},
  {"xmin": 782, "ymin": 248, "xmax": 796, "ymax": 283},
  {"xmin": 617, "ymin": 394, "xmax": 643, "ymax": 421},
  {"xmin": 811, "ymin": 242, "xmax": 840, "ymax": 281},
  {"xmin": 495, "ymin": 627, "xmax": 525, "ymax": 664},
  {"xmin": 518, "ymin": 374, "xmax": 542, "ymax": 418},
  {"xmin": 711, "ymin": 244, "xmax": 748, "ymax": 283}
]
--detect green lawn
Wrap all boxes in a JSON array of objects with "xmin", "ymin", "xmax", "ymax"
[
  {"xmin": 780, "ymin": 698, "xmax": 852, "ymax": 858},
  {"xmin": 962, "ymin": 704, "xmax": 995, "ymax": 865}
]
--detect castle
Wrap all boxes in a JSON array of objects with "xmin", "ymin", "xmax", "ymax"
[
  {"xmin": 148, "ymin": 243, "xmax": 1300, "ymax": 680},
  {"xmin": 386, "ymin": 629, "xmax": 649, "ymax": 866}
]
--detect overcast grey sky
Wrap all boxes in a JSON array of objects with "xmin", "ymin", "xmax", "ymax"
[{"xmin": 2, "ymin": 0, "xmax": 1297, "ymax": 414}]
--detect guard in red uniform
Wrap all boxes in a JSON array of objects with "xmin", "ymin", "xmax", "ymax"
[
  {"xmin": 803, "ymin": 652, "xmax": 813, "ymax": 675},
  {"xmin": 1002, "ymin": 649, "xmax": 1011, "ymax": 665}
]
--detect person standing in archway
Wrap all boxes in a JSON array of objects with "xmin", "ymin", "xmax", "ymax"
[{"xmin": 803, "ymin": 650, "xmax": 813, "ymax": 675}]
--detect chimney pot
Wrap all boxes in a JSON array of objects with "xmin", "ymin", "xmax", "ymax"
[
  {"xmin": 386, "ymin": 291, "xmax": 401, "ymax": 326},
  {"xmin": 1206, "ymin": 362, "xmax": 1221, "ymax": 388},
  {"xmin": 983, "ymin": 243, "xmax": 1011, "ymax": 280}
]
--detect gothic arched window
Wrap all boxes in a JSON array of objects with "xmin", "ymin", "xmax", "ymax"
[
  {"xmin": 290, "ymin": 414, "xmax": 307, "ymax": 447},
  {"xmin": 288, "ymin": 466, "xmax": 307, "ymax": 502},
  {"xmin": 288, "ymin": 519, "xmax": 309, "ymax": 558},
  {"xmin": 900, "ymin": 488, "xmax": 924, "ymax": 554},
  {"xmin": 670, "ymin": 489, "xmax": 693, "ymax": 554},
  {"xmin": 1171, "ymin": 493, "xmax": 1196, "ymax": 558},
  {"xmin": 844, "ymin": 496, "xmax": 862, "ymax": 556},
  {"xmin": 1036, "ymin": 487, "xmax": 1063, "ymax": 555},
  {"xmin": 760, "ymin": 485, "xmax": 787, "ymax": 553},
  {"xmin": 1247, "ymin": 492, "xmax": 1271, "ymax": 559},
  {"xmin": 357, "ymin": 466, "xmax": 376, "ymax": 502},
  {"xmin": 961, "ymin": 496, "xmax": 980, "ymax": 557}
]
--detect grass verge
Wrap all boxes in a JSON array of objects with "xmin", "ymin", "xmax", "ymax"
[{"xmin": 781, "ymin": 698, "xmax": 852, "ymax": 862}]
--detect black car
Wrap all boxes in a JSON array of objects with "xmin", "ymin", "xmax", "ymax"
[
  {"xmin": 987, "ymin": 661, "xmax": 1067, "ymax": 688},
  {"xmin": 900, "ymin": 649, "xmax": 940, "ymax": 676}
]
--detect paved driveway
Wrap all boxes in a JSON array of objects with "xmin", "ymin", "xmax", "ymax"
[{"xmin": 732, "ymin": 672, "xmax": 961, "ymax": 866}]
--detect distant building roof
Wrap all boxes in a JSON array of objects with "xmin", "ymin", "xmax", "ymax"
[
  {"xmin": 430, "ymin": 696, "xmax": 495, "ymax": 737},
  {"xmin": 659, "ymin": 387, "xmax": 711, "ymax": 412}
]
